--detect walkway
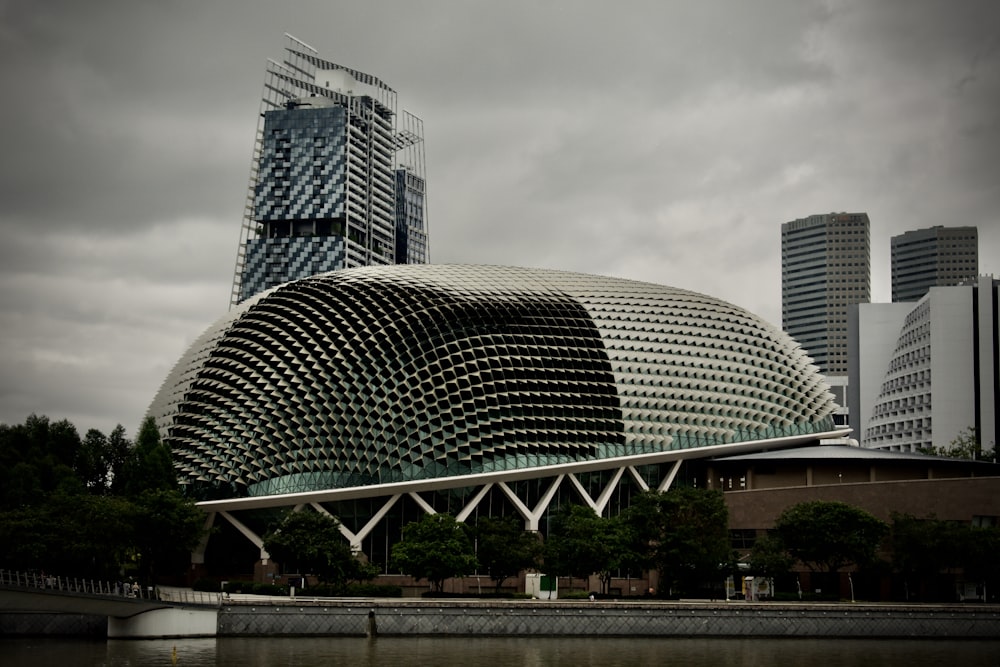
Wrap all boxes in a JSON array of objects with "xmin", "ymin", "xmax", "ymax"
[{"xmin": 0, "ymin": 570, "xmax": 210, "ymax": 618}]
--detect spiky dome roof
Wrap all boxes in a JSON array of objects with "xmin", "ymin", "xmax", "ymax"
[{"xmin": 149, "ymin": 265, "xmax": 835, "ymax": 497}]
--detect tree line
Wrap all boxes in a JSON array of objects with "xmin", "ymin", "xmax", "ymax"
[
  {"xmin": 264, "ymin": 492, "xmax": 999, "ymax": 601},
  {"xmin": 0, "ymin": 414, "xmax": 205, "ymax": 584},
  {"xmin": 3, "ymin": 413, "xmax": 996, "ymax": 601}
]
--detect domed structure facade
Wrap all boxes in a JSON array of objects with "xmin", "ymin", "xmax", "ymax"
[{"xmin": 150, "ymin": 264, "xmax": 840, "ymax": 501}]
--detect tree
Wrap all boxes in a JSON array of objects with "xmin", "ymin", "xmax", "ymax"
[
  {"xmin": 774, "ymin": 501, "xmax": 886, "ymax": 578},
  {"xmin": 391, "ymin": 513, "xmax": 478, "ymax": 592},
  {"xmin": 123, "ymin": 416, "xmax": 176, "ymax": 497},
  {"xmin": 746, "ymin": 534, "xmax": 794, "ymax": 582},
  {"xmin": 889, "ymin": 513, "xmax": 963, "ymax": 600},
  {"xmin": 543, "ymin": 504, "xmax": 604, "ymax": 589},
  {"xmin": 61, "ymin": 493, "xmax": 138, "ymax": 579},
  {"xmin": 132, "ymin": 489, "xmax": 207, "ymax": 583},
  {"xmin": 945, "ymin": 426, "xmax": 986, "ymax": 460},
  {"xmin": 0, "ymin": 415, "xmax": 83, "ymax": 508},
  {"xmin": 623, "ymin": 488, "xmax": 732, "ymax": 597},
  {"xmin": 592, "ymin": 515, "xmax": 638, "ymax": 595},
  {"xmin": 0, "ymin": 415, "xmax": 207, "ymax": 583},
  {"xmin": 46, "ymin": 418, "xmax": 83, "ymax": 471},
  {"xmin": 542, "ymin": 503, "xmax": 636, "ymax": 594},
  {"xmin": 474, "ymin": 515, "xmax": 541, "ymax": 594},
  {"xmin": 76, "ymin": 429, "xmax": 111, "ymax": 494},
  {"xmin": 262, "ymin": 509, "xmax": 363, "ymax": 587},
  {"xmin": 957, "ymin": 525, "xmax": 1000, "ymax": 594},
  {"xmin": 106, "ymin": 425, "xmax": 133, "ymax": 495},
  {"xmin": 918, "ymin": 426, "xmax": 996, "ymax": 462},
  {"xmin": 0, "ymin": 493, "xmax": 136, "ymax": 578}
]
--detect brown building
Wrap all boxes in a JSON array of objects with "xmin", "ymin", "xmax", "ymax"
[{"xmin": 707, "ymin": 445, "xmax": 1000, "ymax": 600}]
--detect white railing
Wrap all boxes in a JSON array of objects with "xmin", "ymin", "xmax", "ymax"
[
  {"xmin": 1, "ymin": 571, "xmax": 382, "ymax": 608},
  {"xmin": 156, "ymin": 586, "xmax": 224, "ymax": 606},
  {"xmin": 1, "ymin": 569, "xmax": 158, "ymax": 601}
]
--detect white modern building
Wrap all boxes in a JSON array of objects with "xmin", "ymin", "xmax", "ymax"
[
  {"xmin": 848, "ymin": 276, "xmax": 998, "ymax": 454},
  {"xmin": 151, "ymin": 264, "xmax": 845, "ymax": 573}
]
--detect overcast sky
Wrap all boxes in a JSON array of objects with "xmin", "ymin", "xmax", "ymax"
[{"xmin": 1, "ymin": 0, "xmax": 997, "ymax": 437}]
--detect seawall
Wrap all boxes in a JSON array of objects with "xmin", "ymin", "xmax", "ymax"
[
  {"xmin": 218, "ymin": 599, "xmax": 1000, "ymax": 639},
  {"xmin": 5, "ymin": 600, "xmax": 1000, "ymax": 639}
]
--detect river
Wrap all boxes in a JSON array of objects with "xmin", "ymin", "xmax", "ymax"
[{"xmin": 2, "ymin": 636, "xmax": 998, "ymax": 666}]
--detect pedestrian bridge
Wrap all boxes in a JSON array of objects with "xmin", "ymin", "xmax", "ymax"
[{"xmin": 0, "ymin": 570, "xmax": 219, "ymax": 637}]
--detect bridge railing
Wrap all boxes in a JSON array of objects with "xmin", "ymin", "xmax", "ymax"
[
  {"xmin": 0, "ymin": 569, "xmax": 158, "ymax": 600},
  {"xmin": 155, "ymin": 586, "xmax": 224, "ymax": 606}
]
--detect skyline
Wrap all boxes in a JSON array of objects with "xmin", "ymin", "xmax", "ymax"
[{"xmin": 1, "ymin": 0, "xmax": 998, "ymax": 436}]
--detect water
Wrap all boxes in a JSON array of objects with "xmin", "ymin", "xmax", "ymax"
[{"xmin": 2, "ymin": 637, "xmax": 998, "ymax": 666}]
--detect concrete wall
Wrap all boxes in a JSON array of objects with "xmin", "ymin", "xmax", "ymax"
[
  {"xmin": 8, "ymin": 600, "xmax": 1000, "ymax": 639},
  {"xmin": 0, "ymin": 612, "xmax": 106, "ymax": 637},
  {"xmin": 929, "ymin": 286, "xmax": 976, "ymax": 450},
  {"xmin": 849, "ymin": 302, "xmax": 911, "ymax": 441},
  {"xmin": 218, "ymin": 600, "xmax": 1000, "ymax": 638},
  {"xmin": 976, "ymin": 276, "xmax": 998, "ymax": 454},
  {"xmin": 107, "ymin": 608, "xmax": 218, "ymax": 639}
]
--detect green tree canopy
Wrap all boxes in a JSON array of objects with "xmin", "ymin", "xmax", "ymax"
[
  {"xmin": 106, "ymin": 424, "xmax": 133, "ymax": 495},
  {"xmin": 542, "ymin": 503, "xmax": 637, "ymax": 594},
  {"xmin": 954, "ymin": 524, "xmax": 1000, "ymax": 586},
  {"xmin": 746, "ymin": 533, "xmax": 794, "ymax": 581},
  {"xmin": 889, "ymin": 512, "xmax": 971, "ymax": 600},
  {"xmin": 622, "ymin": 488, "xmax": 732, "ymax": 596},
  {"xmin": 262, "ymin": 509, "xmax": 369, "ymax": 587},
  {"xmin": 123, "ymin": 416, "xmax": 176, "ymax": 497},
  {"xmin": 76, "ymin": 428, "xmax": 111, "ymax": 494},
  {"xmin": 474, "ymin": 515, "xmax": 541, "ymax": 594},
  {"xmin": 774, "ymin": 500, "xmax": 886, "ymax": 574},
  {"xmin": 918, "ymin": 426, "xmax": 996, "ymax": 461},
  {"xmin": 0, "ymin": 493, "xmax": 135, "ymax": 578},
  {"xmin": 0, "ymin": 488, "xmax": 205, "ymax": 583},
  {"xmin": 133, "ymin": 489, "xmax": 207, "ymax": 582},
  {"xmin": 0, "ymin": 415, "xmax": 84, "ymax": 509},
  {"xmin": 0, "ymin": 414, "xmax": 205, "ymax": 583},
  {"xmin": 889, "ymin": 513, "xmax": 960, "ymax": 577},
  {"xmin": 391, "ymin": 513, "xmax": 478, "ymax": 592}
]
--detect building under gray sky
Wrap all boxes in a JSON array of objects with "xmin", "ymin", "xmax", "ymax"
[
  {"xmin": 233, "ymin": 35, "xmax": 428, "ymax": 305},
  {"xmin": 890, "ymin": 225, "xmax": 978, "ymax": 303},
  {"xmin": 850, "ymin": 276, "xmax": 998, "ymax": 454},
  {"xmin": 2, "ymin": 2, "xmax": 998, "ymax": 437},
  {"xmin": 781, "ymin": 212, "xmax": 871, "ymax": 375}
]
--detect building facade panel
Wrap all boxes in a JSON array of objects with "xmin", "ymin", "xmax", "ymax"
[
  {"xmin": 230, "ymin": 35, "xmax": 428, "ymax": 306},
  {"xmin": 152, "ymin": 265, "xmax": 841, "ymax": 500}
]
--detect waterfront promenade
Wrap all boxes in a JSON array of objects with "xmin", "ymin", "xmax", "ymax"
[
  {"xmin": 4, "ymin": 587, "xmax": 999, "ymax": 639},
  {"xmin": 3, "ymin": 572, "xmax": 998, "ymax": 639}
]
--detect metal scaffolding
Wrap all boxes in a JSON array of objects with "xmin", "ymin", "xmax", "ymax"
[{"xmin": 230, "ymin": 34, "xmax": 427, "ymax": 307}]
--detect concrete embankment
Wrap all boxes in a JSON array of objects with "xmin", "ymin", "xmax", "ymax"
[
  {"xmin": 217, "ymin": 599, "xmax": 1000, "ymax": 639},
  {"xmin": 5, "ymin": 600, "xmax": 1000, "ymax": 639}
]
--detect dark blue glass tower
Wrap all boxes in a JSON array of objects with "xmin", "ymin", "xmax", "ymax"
[{"xmin": 232, "ymin": 35, "xmax": 428, "ymax": 305}]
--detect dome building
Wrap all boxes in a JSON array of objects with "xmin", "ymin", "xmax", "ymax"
[{"xmin": 149, "ymin": 265, "xmax": 845, "ymax": 578}]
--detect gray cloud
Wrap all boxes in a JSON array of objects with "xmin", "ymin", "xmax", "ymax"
[{"xmin": 1, "ymin": 0, "xmax": 998, "ymax": 435}]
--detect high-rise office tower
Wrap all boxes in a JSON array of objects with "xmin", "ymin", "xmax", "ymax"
[
  {"xmin": 890, "ymin": 226, "xmax": 978, "ymax": 303},
  {"xmin": 781, "ymin": 212, "xmax": 871, "ymax": 375},
  {"xmin": 231, "ymin": 35, "xmax": 428, "ymax": 305}
]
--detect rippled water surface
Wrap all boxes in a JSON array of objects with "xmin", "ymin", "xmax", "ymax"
[{"xmin": 3, "ymin": 636, "xmax": 999, "ymax": 666}]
